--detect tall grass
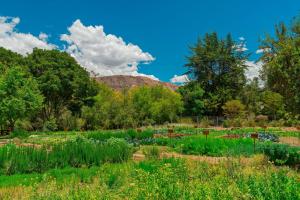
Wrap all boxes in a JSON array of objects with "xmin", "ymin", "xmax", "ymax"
[{"xmin": 0, "ymin": 137, "xmax": 132, "ymax": 175}]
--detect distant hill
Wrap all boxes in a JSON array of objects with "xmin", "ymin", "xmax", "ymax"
[{"xmin": 94, "ymin": 75, "xmax": 178, "ymax": 91}]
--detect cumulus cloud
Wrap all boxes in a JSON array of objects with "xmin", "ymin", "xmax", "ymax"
[
  {"xmin": 0, "ymin": 16, "xmax": 55, "ymax": 55},
  {"xmin": 61, "ymin": 20, "xmax": 156, "ymax": 79},
  {"xmin": 245, "ymin": 60, "xmax": 263, "ymax": 80},
  {"xmin": 170, "ymin": 74, "xmax": 190, "ymax": 84}
]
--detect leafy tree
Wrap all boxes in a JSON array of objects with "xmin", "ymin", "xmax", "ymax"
[
  {"xmin": 25, "ymin": 49, "xmax": 98, "ymax": 122},
  {"xmin": 177, "ymin": 82, "xmax": 205, "ymax": 116},
  {"xmin": 185, "ymin": 33, "xmax": 248, "ymax": 116},
  {"xmin": 130, "ymin": 86, "xmax": 184, "ymax": 125},
  {"xmin": 241, "ymin": 78, "xmax": 263, "ymax": 115},
  {"xmin": 0, "ymin": 66, "xmax": 43, "ymax": 131},
  {"xmin": 0, "ymin": 47, "xmax": 24, "ymax": 71},
  {"xmin": 222, "ymin": 100, "xmax": 245, "ymax": 119},
  {"xmin": 82, "ymin": 83, "xmax": 118, "ymax": 129},
  {"xmin": 259, "ymin": 19, "xmax": 300, "ymax": 114},
  {"xmin": 261, "ymin": 91, "xmax": 284, "ymax": 120}
]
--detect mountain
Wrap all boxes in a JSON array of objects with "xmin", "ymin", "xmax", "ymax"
[{"xmin": 94, "ymin": 75, "xmax": 178, "ymax": 91}]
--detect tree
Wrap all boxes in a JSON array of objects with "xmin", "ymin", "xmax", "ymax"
[
  {"xmin": 259, "ymin": 19, "xmax": 300, "ymax": 114},
  {"xmin": 25, "ymin": 49, "xmax": 98, "ymax": 122},
  {"xmin": 0, "ymin": 66, "xmax": 43, "ymax": 131},
  {"xmin": 0, "ymin": 47, "xmax": 24, "ymax": 70},
  {"xmin": 261, "ymin": 91, "xmax": 284, "ymax": 120},
  {"xmin": 185, "ymin": 33, "xmax": 248, "ymax": 116},
  {"xmin": 177, "ymin": 82, "xmax": 205, "ymax": 116},
  {"xmin": 222, "ymin": 100, "xmax": 245, "ymax": 119},
  {"xmin": 241, "ymin": 78, "xmax": 263, "ymax": 115},
  {"xmin": 130, "ymin": 86, "xmax": 183, "ymax": 125}
]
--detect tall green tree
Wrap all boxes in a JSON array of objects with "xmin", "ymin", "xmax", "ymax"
[
  {"xmin": 186, "ymin": 33, "xmax": 248, "ymax": 116},
  {"xmin": 241, "ymin": 78, "xmax": 263, "ymax": 115},
  {"xmin": 0, "ymin": 66, "xmax": 43, "ymax": 130},
  {"xmin": 25, "ymin": 49, "xmax": 98, "ymax": 122},
  {"xmin": 177, "ymin": 82, "xmax": 205, "ymax": 117},
  {"xmin": 261, "ymin": 91, "xmax": 284, "ymax": 120},
  {"xmin": 260, "ymin": 19, "xmax": 300, "ymax": 114}
]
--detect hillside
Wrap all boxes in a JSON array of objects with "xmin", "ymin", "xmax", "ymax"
[{"xmin": 94, "ymin": 75, "xmax": 178, "ymax": 91}]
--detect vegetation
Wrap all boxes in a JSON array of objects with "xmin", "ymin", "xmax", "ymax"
[
  {"xmin": 0, "ymin": 137, "xmax": 132, "ymax": 175},
  {"xmin": 0, "ymin": 158, "xmax": 299, "ymax": 199}
]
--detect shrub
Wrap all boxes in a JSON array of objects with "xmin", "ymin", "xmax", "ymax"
[
  {"xmin": 42, "ymin": 117, "xmax": 58, "ymax": 132},
  {"xmin": 222, "ymin": 100, "xmax": 245, "ymax": 118},
  {"xmin": 258, "ymin": 143, "xmax": 300, "ymax": 167}
]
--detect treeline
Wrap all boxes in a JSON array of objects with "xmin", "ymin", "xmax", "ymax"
[
  {"xmin": 179, "ymin": 15, "xmax": 300, "ymax": 126},
  {"xmin": 0, "ymin": 48, "xmax": 182, "ymax": 131}
]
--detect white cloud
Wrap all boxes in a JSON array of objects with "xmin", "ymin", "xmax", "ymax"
[
  {"xmin": 256, "ymin": 48, "xmax": 271, "ymax": 54},
  {"xmin": 61, "ymin": 20, "xmax": 156, "ymax": 79},
  {"xmin": 245, "ymin": 60, "xmax": 263, "ymax": 80},
  {"xmin": 234, "ymin": 43, "xmax": 248, "ymax": 52},
  {"xmin": 0, "ymin": 16, "xmax": 55, "ymax": 55},
  {"xmin": 170, "ymin": 74, "xmax": 190, "ymax": 84},
  {"xmin": 239, "ymin": 36, "xmax": 245, "ymax": 41}
]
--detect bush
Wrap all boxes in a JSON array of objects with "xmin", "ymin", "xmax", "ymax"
[
  {"xmin": 42, "ymin": 117, "xmax": 58, "ymax": 132},
  {"xmin": 222, "ymin": 100, "xmax": 245, "ymax": 118},
  {"xmin": 258, "ymin": 143, "xmax": 300, "ymax": 167}
]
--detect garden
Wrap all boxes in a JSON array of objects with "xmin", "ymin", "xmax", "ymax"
[{"xmin": 0, "ymin": 126, "xmax": 299, "ymax": 199}]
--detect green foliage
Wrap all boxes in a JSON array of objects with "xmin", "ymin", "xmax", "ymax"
[
  {"xmin": 13, "ymin": 159, "xmax": 298, "ymax": 199},
  {"xmin": 0, "ymin": 66, "xmax": 43, "ymax": 130},
  {"xmin": 177, "ymin": 82, "xmax": 205, "ymax": 116},
  {"xmin": 131, "ymin": 86, "xmax": 184, "ymax": 124},
  {"xmin": 258, "ymin": 143, "xmax": 300, "ymax": 166},
  {"xmin": 241, "ymin": 78, "xmax": 263, "ymax": 115},
  {"xmin": 155, "ymin": 136, "xmax": 255, "ymax": 157},
  {"xmin": 261, "ymin": 90, "xmax": 285, "ymax": 119},
  {"xmin": 186, "ymin": 33, "xmax": 248, "ymax": 116},
  {"xmin": 142, "ymin": 146, "xmax": 160, "ymax": 159},
  {"xmin": 82, "ymin": 85, "xmax": 183, "ymax": 129},
  {"xmin": 25, "ymin": 49, "xmax": 98, "ymax": 122},
  {"xmin": 0, "ymin": 137, "xmax": 132, "ymax": 175},
  {"xmin": 260, "ymin": 19, "xmax": 300, "ymax": 114},
  {"xmin": 222, "ymin": 100, "xmax": 245, "ymax": 118}
]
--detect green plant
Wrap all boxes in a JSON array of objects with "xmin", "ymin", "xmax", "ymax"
[
  {"xmin": 143, "ymin": 146, "xmax": 160, "ymax": 159},
  {"xmin": 258, "ymin": 143, "xmax": 300, "ymax": 167},
  {"xmin": 0, "ymin": 137, "xmax": 133, "ymax": 175}
]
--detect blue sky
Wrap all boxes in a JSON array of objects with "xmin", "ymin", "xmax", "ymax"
[{"xmin": 0, "ymin": 0, "xmax": 300, "ymax": 82}]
